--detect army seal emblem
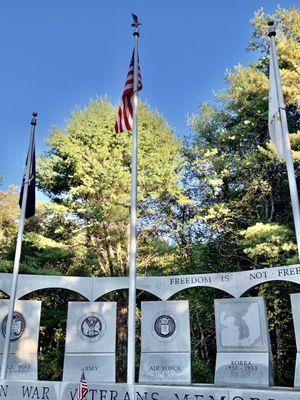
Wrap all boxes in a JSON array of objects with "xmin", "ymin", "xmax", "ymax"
[
  {"xmin": 77, "ymin": 313, "xmax": 106, "ymax": 342},
  {"xmin": 152, "ymin": 313, "xmax": 178, "ymax": 340},
  {"xmin": 2, "ymin": 311, "xmax": 25, "ymax": 341}
]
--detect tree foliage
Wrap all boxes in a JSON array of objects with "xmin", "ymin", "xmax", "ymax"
[{"xmin": 37, "ymin": 100, "xmax": 184, "ymax": 277}]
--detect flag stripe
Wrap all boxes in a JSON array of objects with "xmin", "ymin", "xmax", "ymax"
[
  {"xmin": 77, "ymin": 372, "xmax": 88, "ymax": 400},
  {"xmin": 115, "ymin": 51, "xmax": 142, "ymax": 133}
]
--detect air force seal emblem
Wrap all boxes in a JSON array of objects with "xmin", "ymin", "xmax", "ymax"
[{"xmin": 152, "ymin": 313, "xmax": 178, "ymax": 341}]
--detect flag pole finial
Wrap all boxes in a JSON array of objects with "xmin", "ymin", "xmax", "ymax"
[
  {"xmin": 131, "ymin": 13, "xmax": 141, "ymax": 36},
  {"xmin": 268, "ymin": 20, "xmax": 276, "ymax": 37},
  {"xmin": 31, "ymin": 112, "xmax": 38, "ymax": 126}
]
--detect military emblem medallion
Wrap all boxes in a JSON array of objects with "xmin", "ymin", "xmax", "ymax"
[
  {"xmin": 2, "ymin": 311, "xmax": 26, "ymax": 341},
  {"xmin": 152, "ymin": 313, "xmax": 178, "ymax": 341},
  {"xmin": 77, "ymin": 312, "xmax": 106, "ymax": 342}
]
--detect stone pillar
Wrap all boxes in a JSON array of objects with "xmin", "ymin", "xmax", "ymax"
[
  {"xmin": 139, "ymin": 300, "xmax": 191, "ymax": 384},
  {"xmin": 214, "ymin": 297, "xmax": 273, "ymax": 387},
  {"xmin": 290, "ymin": 293, "xmax": 300, "ymax": 388},
  {"xmin": 0, "ymin": 300, "xmax": 41, "ymax": 380},
  {"xmin": 63, "ymin": 302, "xmax": 116, "ymax": 383}
]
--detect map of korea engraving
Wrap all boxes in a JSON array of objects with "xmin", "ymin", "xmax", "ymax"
[{"xmin": 219, "ymin": 302, "xmax": 263, "ymax": 349}]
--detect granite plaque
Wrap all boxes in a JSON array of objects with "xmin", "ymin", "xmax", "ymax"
[
  {"xmin": 63, "ymin": 353, "xmax": 115, "ymax": 383},
  {"xmin": 229, "ymin": 387, "xmax": 300, "ymax": 400},
  {"xmin": 139, "ymin": 353, "xmax": 191, "ymax": 384},
  {"xmin": 290, "ymin": 293, "xmax": 300, "ymax": 388},
  {"xmin": 214, "ymin": 297, "xmax": 272, "ymax": 387},
  {"xmin": 0, "ymin": 354, "xmax": 37, "ymax": 381},
  {"xmin": 0, "ymin": 380, "xmax": 60, "ymax": 400},
  {"xmin": 60, "ymin": 382, "xmax": 132, "ymax": 400},
  {"xmin": 0, "ymin": 380, "xmax": 300, "ymax": 400},
  {"xmin": 215, "ymin": 352, "xmax": 271, "ymax": 387},
  {"xmin": 0, "ymin": 300, "xmax": 41, "ymax": 381},
  {"xmin": 215, "ymin": 297, "xmax": 268, "ymax": 352},
  {"xmin": 141, "ymin": 301, "xmax": 190, "ymax": 353},
  {"xmin": 63, "ymin": 302, "xmax": 116, "ymax": 382},
  {"xmin": 139, "ymin": 300, "xmax": 191, "ymax": 384},
  {"xmin": 136, "ymin": 384, "xmax": 229, "ymax": 400}
]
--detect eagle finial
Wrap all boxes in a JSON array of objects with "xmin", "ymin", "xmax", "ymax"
[{"xmin": 131, "ymin": 14, "xmax": 141, "ymax": 28}]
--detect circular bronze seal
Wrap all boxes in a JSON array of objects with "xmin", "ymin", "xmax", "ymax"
[
  {"xmin": 77, "ymin": 313, "xmax": 106, "ymax": 342},
  {"xmin": 2, "ymin": 311, "xmax": 26, "ymax": 341}
]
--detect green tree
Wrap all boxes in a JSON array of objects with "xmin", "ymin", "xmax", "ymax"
[
  {"xmin": 0, "ymin": 187, "xmax": 19, "ymax": 263},
  {"xmin": 38, "ymin": 99, "xmax": 184, "ymax": 277},
  {"xmin": 188, "ymin": 6, "xmax": 300, "ymax": 269}
]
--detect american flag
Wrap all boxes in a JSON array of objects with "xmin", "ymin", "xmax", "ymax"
[
  {"xmin": 115, "ymin": 51, "xmax": 142, "ymax": 133},
  {"xmin": 77, "ymin": 371, "xmax": 88, "ymax": 400}
]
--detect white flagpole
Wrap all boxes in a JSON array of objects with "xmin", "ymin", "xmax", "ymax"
[
  {"xmin": 1, "ymin": 113, "xmax": 37, "ymax": 379},
  {"xmin": 127, "ymin": 15, "xmax": 140, "ymax": 385},
  {"xmin": 268, "ymin": 21, "xmax": 300, "ymax": 261}
]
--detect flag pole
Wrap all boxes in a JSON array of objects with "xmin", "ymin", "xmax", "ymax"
[
  {"xmin": 268, "ymin": 21, "xmax": 300, "ymax": 261},
  {"xmin": 127, "ymin": 15, "xmax": 141, "ymax": 385},
  {"xmin": 0, "ymin": 112, "xmax": 37, "ymax": 379}
]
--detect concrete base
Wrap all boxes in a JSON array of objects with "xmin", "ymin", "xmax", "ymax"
[{"xmin": 0, "ymin": 380, "xmax": 299, "ymax": 400}]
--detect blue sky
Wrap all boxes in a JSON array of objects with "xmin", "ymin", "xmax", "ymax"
[{"xmin": 0, "ymin": 0, "xmax": 295, "ymax": 195}]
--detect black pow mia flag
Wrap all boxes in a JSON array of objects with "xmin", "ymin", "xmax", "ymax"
[{"xmin": 19, "ymin": 139, "xmax": 36, "ymax": 219}]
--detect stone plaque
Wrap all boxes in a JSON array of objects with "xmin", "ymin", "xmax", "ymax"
[
  {"xmin": 229, "ymin": 387, "xmax": 300, "ymax": 400},
  {"xmin": 0, "ymin": 300, "xmax": 41, "ymax": 381},
  {"xmin": 139, "ymin": 353, "xmax": 191, "ymax": 384},
  {"xmin": 0, "ymin": 300, "xmax": 41, "ymax": 354},
  {"xmin": 215, "ymin": 297, "xmax": 268, "ymax": 353},
  {"xmin": 0, "ymin": 380, "xmax": 300, "ymax": 400},
  {"xmin": 63, "ymin": 353, "xmax": 115, "ymax": 383},
  {"xmin": 295, "ymin": 353, "xmax": 300, "ymax": 388},
  {"xmin": 291, "ymin": 294, "xmax": 300, "ymax": 348},
  {"xmin": 139, "ymin": 300, "xmax": 191, "ymax": 384},
  {"xmin": 215, "ymin": 352, "xmax": 271, "ymax": 387},
  {"xmin": 214, "ymin": 297, "xmax": 272, "ymax": 387},
  {"xmin": 0, "ymin": 354, "xmax": 37, "ymax": 381},
  {"xmin": 65, "ymin": 302, "xmax": 116, "ymax": 354},
  {"xmin": 63, "ymin": 302, "xmax": 116, "ymax": 383},
  {"xmin": 291, "ymin": 293, "xmax": 300, "ymax": 388},
  {"xmin": 141, "ymin": 300, "xmax": 190, "ymax": 353},
  {"xmin": 0, "ymin": 380, "xmax": 60, "ymax": 400},
  {"xmin": 137, "ymin": 384, "xmax": 229, "ymax": 400},
  {"xmin": 60, "ymin": 382, "xmax": 132, "ymax": 400}
]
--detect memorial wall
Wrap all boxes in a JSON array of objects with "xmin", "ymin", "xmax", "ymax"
[
  {"xmin": 1, "ymin": 264, "xmax": 300, "ymax": 300},
  {"xmin": 0, "ymin": 266, "xmax": 300, "ymax": 399}
]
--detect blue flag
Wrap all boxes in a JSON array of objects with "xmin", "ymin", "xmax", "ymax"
[{"xmin": 19, "ymin": 140, "xmax": 36, "ymax": 219}]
